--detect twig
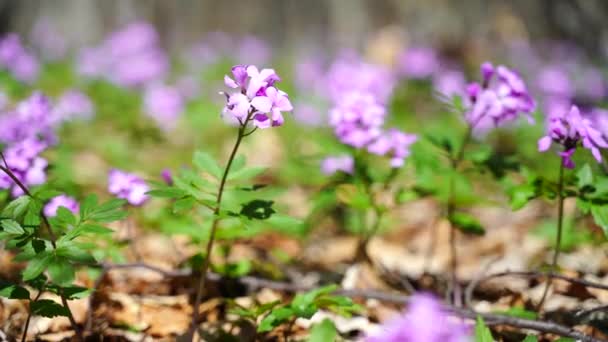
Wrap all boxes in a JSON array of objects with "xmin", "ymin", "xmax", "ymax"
[
  {"xmin": 464, "ymin": 256, "xmax": 501, "ymax": 308},
  {"xmin": 99, "ymin": 261, "xmax": 603, "ymax": 341},
  {"xmin": 473, "ymin": 270, "xmax": 608, "ymax": 292},
  {"xmin": 21, "ymin": 290, "xmax": 44, "ymax": 342}
]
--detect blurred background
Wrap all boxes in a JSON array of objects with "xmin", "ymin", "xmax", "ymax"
[{"xmin": 2, "ymin": 0, "xmax": 608, "ymax": 58}]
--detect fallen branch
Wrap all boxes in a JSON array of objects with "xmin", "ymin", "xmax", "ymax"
[
  {"xmin": 473, "ymin": 270, "xmax": 608, "ymax": 291},
  {"xmin": 99, "ymin": 262, "xmax": 604, "ymax": 341}
]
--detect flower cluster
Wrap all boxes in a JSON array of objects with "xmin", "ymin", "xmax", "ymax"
[
  {"xmin": 0, "ymin": 92, "xmax": 56, "ymax": 145},
  {"xmin": 143, "ymin": 83, "xmax": 184, "ymax": 131},
  {"xmin": 321, "ymin": 155, "xmax": 354, "ymax": 176},
  {"xmin": 398, "ymin": 46, "xmax": 440, "ymax": 79},
  {"xmin": 368, "ymin": 129, "xmax": 418, "ymax": 168},
  {"xmin": 44, "ymin": 194, "xmax": 79, "ymax": 217},
  {"xmin": 538, "ymin": 105, "xmax": 608, "ymax": 168},
  {"xmin": 366, "ymin": 293, "xmax": 470, "ymax": 342},
  {"xmin": 0, "ymin": 138, "xmax": 48, "ymax": 196},
  {"xmin": 465, "ymin": 62, "xmax": 535, "ymax": 134},
  {"xmin": 77, "ymin": 22, "xmax": 168, "ymax": 88},
  {"xmin": 51, "ymin": 90, "xmax": 94, "ymax": 124},
  {"xmin": 222, "ymin": 65, "xmax": 292, "ymax": 128},
  {"xmin": 329, "ymin": 92, "xmax": 386, "ymax": 149},
  {"xmin": 0, "ymin": 33, "xmax": 39, "ymax": 83},
  {"xmin": 325, "ymin": 54, "xmax": 396, "ymax": 104},
  {"xmin": 108, "ymin": 169, "xmax": 149, "ymax": 206}
]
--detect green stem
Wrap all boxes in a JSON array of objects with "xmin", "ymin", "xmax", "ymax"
[
  {"xmin": 446, "ymin": 125, "xmax": 472, "ymax": 307},
  {"xmin": 536, "ymin": 160, "xmax": 565, "ymax": 311},
  {"xmin": 189, "ymin": 120, "xmax": 248, "ymax": 335},
  {"xmin": 0, "ymin": 155, "xmax": 82, "ymax": 341}
]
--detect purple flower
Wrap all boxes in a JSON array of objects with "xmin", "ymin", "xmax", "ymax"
[
  {"xmin": 366, "ymin": 293, "xmax": 471, "ymax": 342},
  {"xmin": 0, "ymin": 138, "xmax": 48, "ymax": 197},
  {"xmin": 433, "ymin": 70, "xmax": 466, "ymax": 99},
  {"xmin": 44, "ymin": 195, "xmax": 79, "ymax": 217},
  {"xmin": 329, "ymin": 92, "xmax": 385, "ymax": 148},
  {"xmin": 76, "ymin": 22, "xmax": 168, "ymax": 88},
  {"xmin": 398, "ymin": 46, "xmax": 440, "ymax": 79},
  {"xmin": 143, "ymin": 83, "xmax": 184, "ymax": 131},
  {"xmin": 51, "ymin": 90, "xmax": 94, "ymax": 124},
  {"xmin": 30, "ymin": 17, "xmax": 68, "ymax": 61},
  {"xmin": 0, "ymin": 33, "xmax": 39, "ymax": 83},
  {"xmin": 221, "ymin": 65, "xmax": 291, "ymax": 128},
  {"xmin": 465, "ymin": 63, "xmax": 535, "ymax": 135},
  {"xmin": 292, "ymin": 102, "xmax": 325, "ymax": 126},
  {"xmin": 237, "ymin": 36, "xmax": 271, "ymax": 65},
  {"xmin": 537, "ymin": 66, "xmax": 573, "ymax": 98},
  {"xmin": 108, "ymin": 169, "xmax": 149, "ymax": 206},
  {"xmin": 321, "ymin": 155, "xmax": 354, "ymax": 175},
  {"xmin": 161, "ymin": 169, "xmax": 173, "ymax": 185},
  {"xmin": 0, "ymin": 92, "xmax": 55, "ymax": 145},
  {"xmin": 367, "ymin": 129, "xmax": 417, "ymax": 168},
  {"xmin": 538, "ymin": 105, "xmax": 608, "ymax": 168},
  {"xmin": 325, "ymin": 54, "xmax": 395, "ymax": 104}
]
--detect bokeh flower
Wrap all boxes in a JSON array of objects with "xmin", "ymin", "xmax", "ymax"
[
  {"xmin": 44, "ymin": 195, "xmax": 79, "ymax": 217},
  {"xmin": 329, "ymin": 92, "xmax": 386, "ymax": 149},
  {"xmin": 366, "ymin": 293, "xmax": 471, "ymax": 342},
  {"xmin": 367, "ymin": 129, "xmax": 418, "ymax": 168},
  {"xmin": 108, "ymin": 169, "xmax": 149, "ymax": 206},
  {"xmin": 0, "ymin": 33, "xmax": 39, "ymax": 83},
  {"xmin": 143, "ymin": 83, "xmax": 184, "ymax": 131},
  {"xmin": 321, "ymin": 155, "xmax": 354, "ymax": 175}
]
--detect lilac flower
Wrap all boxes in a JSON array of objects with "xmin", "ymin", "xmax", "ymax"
[
  {"xmin": 398, "ymin": 46, "xmax": 440, "ymax": 79},
  {"xmin": 51, "ymin": 90, "xmax": 94, "ymax": 124},
  {"xmin": 292, "ymin": 102, "xmax": 325, "ymax": 126},
  {"xmin": 465, "ymin": 63, "xmax": 535, "ymax": 134},
  {"xmin": 367, "ymin": 129, "xmax": 418, "ymax": 168},
  {"xmin": 321, "ymin": 155, "xmax": 354, "ymax": 175},
  {"xmin": 329, "ymin": 92, "xmax": 386, "ymax": 148},
  {"xmin": 76, "ymin": 22, "xmax": 168, "ymax": 88},
  {"xmin": 538, "ymin": 105, "xmax": 608, "ymax": 168},
  {"xmin": 143, "ymin": 83, "xmax": 184, "ymax": 131},
  {"xmin": 433, "ymin": 70, "xmax": 466, "ymax": 99},
  {"xmin": 366, "ymin": 293, "xmax": 471, "ymax": 342},
  {"xmin": 0, "ymin": 92, "xmax": 55, "ymax": 145},
  {"xmin": 537, "ymin": 66, "xmax": 573, "ymax": 98},
  {"xmin": 0, "ymin": 138, "xmax": 48, "ymax": 197},
  {"xmin": 44, "ymin": 195, "xmax": 79, "ymax": 217},
  {"xmin": 221, "ymin": 65, "xmax": 292, "ymax": 128},
  {"xmin": 0, "ymin": 33, "xmax": 39, "ymax": 83},
  {"xmin": 161, "ymin": 169, "xmax": 173, "ymax": 185},
  {"xmin": 325, "ymin": 54, "xmax": 395, "ymax": 104},
  {"xmin": 237, "ymin": 36, "xmax": 271, "ymax": 65},
  {"xmin": 108, "ymin": 169, "xmax": 149, "ymax": 206}
]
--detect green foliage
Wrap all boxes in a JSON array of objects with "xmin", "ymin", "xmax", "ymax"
[
  {"xmin": 449, "ymin": 212, "xmax": 485, "ymax": 235},
  {"xmin": 30, "ymin": 299, "xmax": 70, "ymax": 318},
  {"xmin": 307, "ymin": 319, "xmax": 338, "ymax": 342},
  {"xmin": 474, "ymin": 316, "xmax": 494, "ymax": 342},
  {"xmin": 522, "ymin": 336, "xmax": 538, "ymax": 342},
  {"xmin": 257, "ymin": 285, "xmax": 360, "ymax": 333}
]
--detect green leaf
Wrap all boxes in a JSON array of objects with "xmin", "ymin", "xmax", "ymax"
[
  {"xmin": 0, "ymin": 283, "xmax": 30, "ymax": 299},
  {"xmin": 30, "ymin": 299, "xmax": 69, "ymax": 317},
  {"xmin": 475, "ymin": 316, "xmax": 494, "ymax": 342},
  {"xmin": 48, "ymin": 257, "xmax": 75, "ymax": 286},
  {"xmin": 61, "ymin": 286, "xmax": 92, "ymax": 300},
  {"xmin": 591, "ymin": 205, "xmax": 608, "ymax": 238},
  {"xmin": 335, "ymin": 184, "xmax": 370, "ymax": 210},
  {"xmin": 146, "ymin": 187, "xmax": 187, "ymax": 199},
  {"xmin": 173, "ymin": 196, "xmax": 196, "ymax": 214},
  {"xmin": 193, "ymin": 151, "xmax": 223, "ymax": 179},
  {"xmin": 449, "ymin": 212, "xmax": 485, "ymax": 235},
  {"xmin": 228, "ymin": 166, "xmax": 266, "ymax": 181},
  {"xmin": 22, "ymin": 252, "xmax": 52, "ymax": 281},
  {"xmin": 2, "ymin": 196, "xmax": 31, "ymax": 217},
  {"xmin": 1, "ymin": 219, "xmax": 24, "ymax": 234},
  {"xmin": 87, "ymin": 198, "xmax": 127, "ymax": 222},
  {"xmin": 308, "ymin": 319, "xmax": 337, "ymax": 342},
  {"xmin": 496, "ymin": 306, "xmax": 537, "ymax": 320},
  {"xmin": 509, "ymin": 184, "xmax": 537, "ymax": 210},
  {"xmin": 522, "ymin": 336, "xmax": 538, "ymax": 342},
  {"xmin": 258, "ymin": 307, "xmax": 295, "ymax": 332},
  {"xmin": 79, "ymin": 194, "xmax": 98, "ymax": 220},
  {"xmin": 55, "ymin": 207, "xmax": 77, "ymax": 226},
  {"xmin": 577, "ymin": 164, "xmax": 593, "ymax": 188},
  {"xmin": 230, "ymin": 155, "xmax": 246, "ymax": 173},
  {"xmin": 56, "ymin": 241, "xmax": 96, "ymax": 263}
]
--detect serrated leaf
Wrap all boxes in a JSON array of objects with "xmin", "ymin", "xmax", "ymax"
[
  {"xmin": 146, "ymin": 187, "xmax": 187, "ymax": 198},
  {"xmin": 308, "ymin": 319, "xmax": 337, "ymax": 342},
  {"xmin": 2, "ymin": 196, "xmax": 31, "ymax": 218},
  {"xmin": 228, "ymin": 166, "xmax": 266, "ymax": 181},
  {"xmin": 31, "ymin": 299, "xmax": 69, "ymax": 317},
  {"xmin": 48, "ymin": 257, "xmax": 75, "ymax": 286},
  {"xmin": 173, "ymin": 196, "xmax": 196, "ymax": 214},
  {"xmin": 22, "ymin": 252, "xmax": 52, "ymax": 281},
  {"xmin": 61, "ymin": 286, "xmax": 92, "ymax": 300},
  {"xmin": 577, "ymin": 164, "xmax": 593, "ymax": 188},
  {"xmin": 56, "ymin": 242, "xmax": 96, "ymax": 263},
  {"xmin": 509, "ymin": 184, "xmax": 537, "ymax": 210},
  {"xmin": 1, "ymin": 219, "xmax": 24, "ymax": 234},
  {"xmin": 0, "ymin": 283, "xmax": 30, "ymax": 299},
  {"xmin": 449, "ymin": 212, "xmax": 485, "ymax": 235},
  {"xmin": 475, "ymin": 316, "xmax": 494, "ymax": 342},
  {"xmin": 193, "ymin": 151, "xmax": 223, "ymax": 179}
]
